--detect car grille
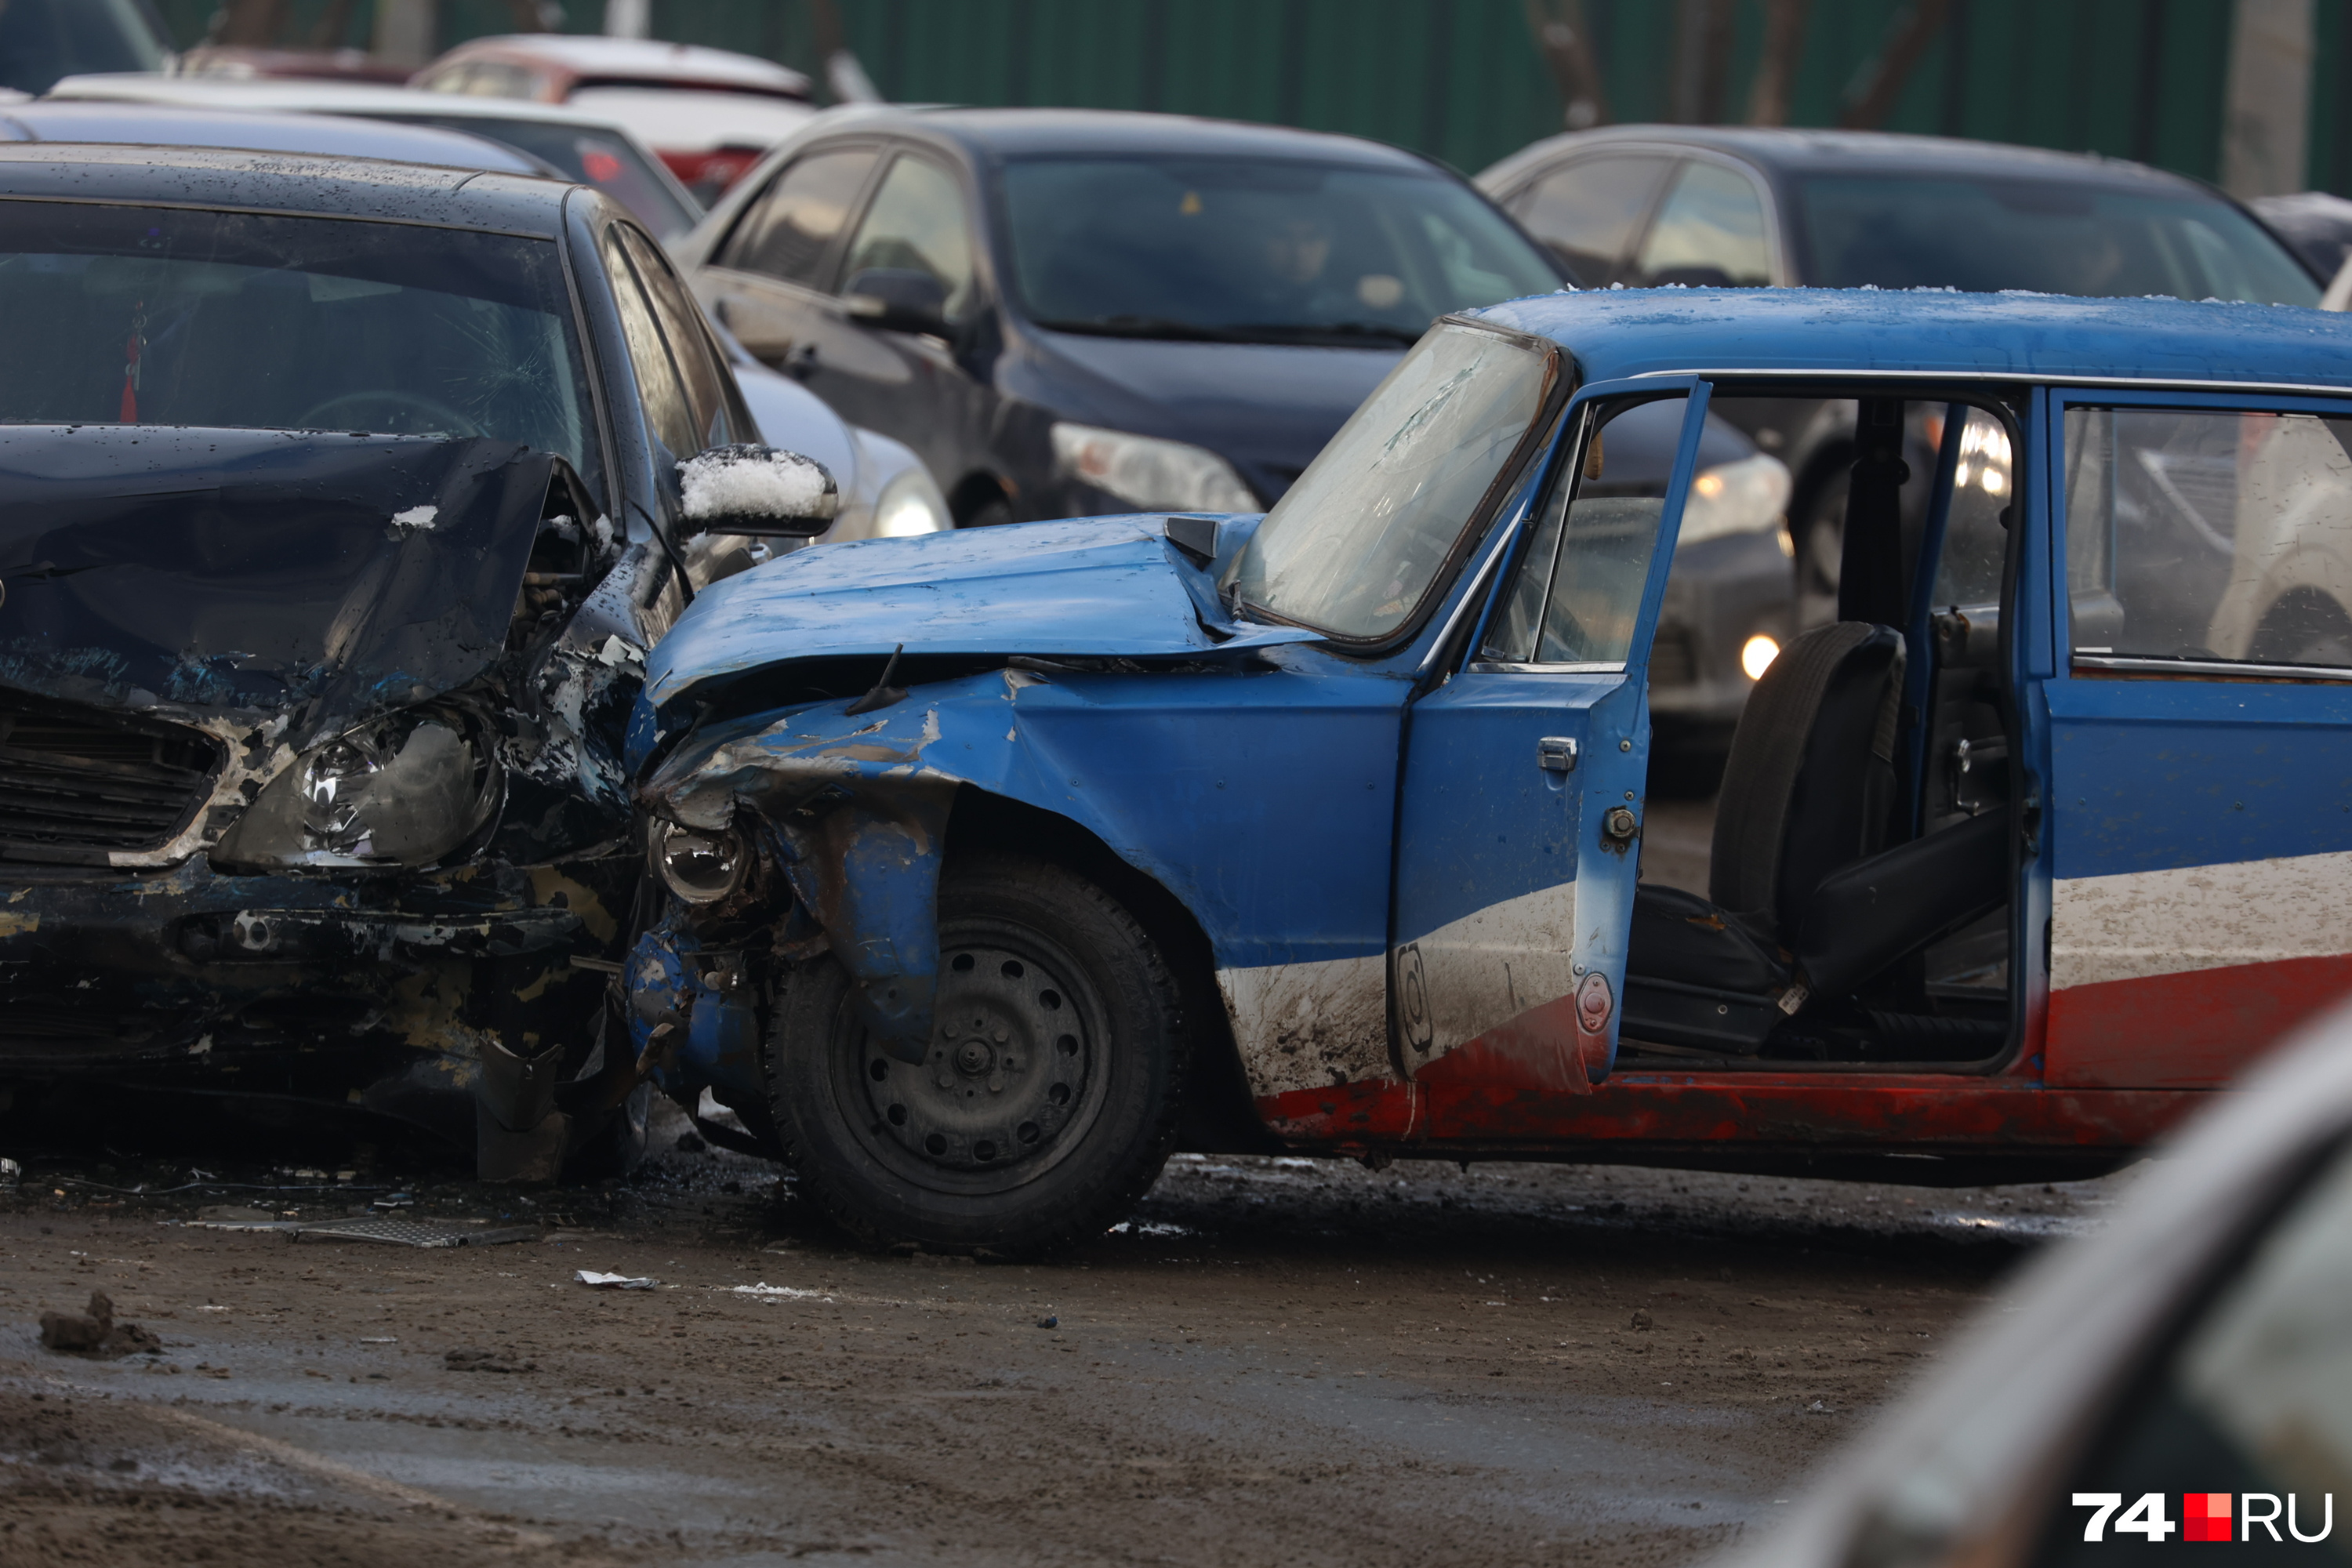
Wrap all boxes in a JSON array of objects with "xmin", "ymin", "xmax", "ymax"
[
  {"xmin": 1650, "ymin": 626, "xmax": 1698, "ymax": 687},
  {"xmin": 0, "ymin": 696, "xmax": 223, "ymax": 857}
]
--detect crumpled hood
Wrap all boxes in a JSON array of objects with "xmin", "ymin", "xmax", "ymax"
[
  {"xmin": 0, "ymin": 426, "xmax": 551, "ymax": 746},
  {"xmin": 643, "ymin": 514, "xmax": 1320, "ymax": 708}
]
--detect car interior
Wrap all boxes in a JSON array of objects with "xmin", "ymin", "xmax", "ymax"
[{"xmin": 1617, "ymin": 391, "xmax": 2022, "ymax": 1068}]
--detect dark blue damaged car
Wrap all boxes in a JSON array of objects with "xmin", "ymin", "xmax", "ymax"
[{"xmin": 0, "ymin": 145, "xmax": 837, "ymax": 1176}]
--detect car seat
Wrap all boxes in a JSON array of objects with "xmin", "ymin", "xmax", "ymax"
[{"xmin": 1621, "ymin": 622, "xmax": 2011, "ymax": 1054}]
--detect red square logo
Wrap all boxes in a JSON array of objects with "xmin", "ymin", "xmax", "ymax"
[{"xmin": 2184, "ymin": 1493, "xmax": 2233, "ymax": 1542}]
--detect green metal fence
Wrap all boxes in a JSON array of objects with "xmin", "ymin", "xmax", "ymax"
[{"xmin": 149, "ymin": 0, "xmax": 2352, "ymax": 192}]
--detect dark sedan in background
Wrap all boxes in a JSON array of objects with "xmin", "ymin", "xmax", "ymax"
[
  {"xmin": 675, "ymin": 107, "xmax": 1797, "ymax": 760},
  {"xmin": 1478, "ymin": 125, "xmax": 2325, "ymax": 627}
]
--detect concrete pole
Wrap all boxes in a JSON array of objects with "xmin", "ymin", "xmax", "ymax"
[
  {"xmin": 604, "ymin": 0, "xmax": 652, "ymax": 38},
  {"xmin": 372, "ymin": 0, "xmax": 437, "ymax": 68},
  {"xmin": 2221, "ymin": 0, "xmax": 2314, "ymax": 198}
]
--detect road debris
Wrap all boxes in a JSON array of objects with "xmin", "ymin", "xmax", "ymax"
[
  {"xmin": 39, "ymin": 1290, "xmax": 162, "ymax": 1357},
  {"xmin": 575, "ymin": 1270, "xmax": 658, "ymax": 1290},
  {"xmin": 184, "ymin": 1209, "xmax": 539, "ymax": 1248},
  {"xmin": 444, "ymin": 1347, "xmax": 535, "ymax": 1374}
]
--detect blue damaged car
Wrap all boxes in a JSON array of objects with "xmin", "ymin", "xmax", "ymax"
[{"xmin": 626, "ymin": 288, "xmax": 2352, "ymax": 1253}]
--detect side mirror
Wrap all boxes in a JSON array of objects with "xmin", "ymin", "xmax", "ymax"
[
  {"xmin": 843, "ymin": 267, "xmax": 950, "ymax": 336},
  {"xmin": 677, "ymin": 445, "xmax": 840, "ymax": 539}
]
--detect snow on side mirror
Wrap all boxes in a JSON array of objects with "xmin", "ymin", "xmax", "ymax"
[{"xmin": 677, "ymin": 445, "xmax": 840, "ymax": 539}]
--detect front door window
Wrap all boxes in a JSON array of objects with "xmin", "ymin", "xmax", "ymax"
[{"xmin": 838, "ymin": 155, "xmax": 976, "ymax": 321}]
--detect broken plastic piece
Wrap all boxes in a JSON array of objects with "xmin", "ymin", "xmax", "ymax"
[{"xmin": 575, "ymin": 1269, "xmax": 658, "ymax": 1290}]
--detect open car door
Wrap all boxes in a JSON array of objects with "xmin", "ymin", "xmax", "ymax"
[{"xmin": 1388, "ymin": 380, "xmax": 1710, "ymax": 1100}]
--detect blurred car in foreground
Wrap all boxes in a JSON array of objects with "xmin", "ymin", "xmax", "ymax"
[
  {"xmin": 678, "ymin": 106, "xmax": 1794, "ymax": 750},
  {"xmin": 412, "ymin": 34, "xmax": 816, "ymax": 202},
  {"xmin": 1478, "ymin": 127, "xmax": 2325, "ymax": 629},
  {"xmin": 0, "ymin": 143, "xmax": 850, "ymax": 1181},
  {"xmin": 49, "ymin": 71, "xmax": 702, "ymax": 241},
  {"xmin": 1722, "ymin": 1000, "xmax": 2352, "ymax": 1568},
  {"xmin": 0, "ymin": 0, "xmax": 166, "ymax": 96}
]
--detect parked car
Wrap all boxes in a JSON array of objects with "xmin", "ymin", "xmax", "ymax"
[
  {"xmin": 169, "ymin": 44, "xmax": 412, "ymax": 83},
  {"xmin": 0, "ymin": 0, "xmax": 167, "ymax": 96},
  {"xmin": 1725, "ymin": 999, "xmax": 2352, "ymax": 1568},
  {"xmin": 11, "ymin": 86, "xmax": 947, "ymax": 546},
  {"xmin": 2250, "ymin": 189, "xmax": 2352, "ymax": 303},
  {"xmin": 675, "ymin": 107, "xmax": 1793, "ymax": 756},
  {"xmin": 622, "ymin": 287, "xmax": 2352, "ymax": 1252},
  {"xmin": 48, "ymin": 72, "xmax": 703, "ymax": 241},
  {"xmin": 412, "ymin": 34, "xmax": 816, "ymax": 203},
  {"xmin": 0, "ymin": 97, "xmax": 550, "ymax": 173},
  {"xmin": 1476, "ymin": 127, "xmax": 2326, "ymax": 629},
  {"xmin": 0, "ymin": 143, "xmax": 846, "ymax": 1180}
]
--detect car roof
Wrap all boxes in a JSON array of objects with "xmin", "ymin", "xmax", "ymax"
[
  {"xmin": 429, "ymin": 34, "xmax": 810, "ymax": 96},
  {"xmin": 844, "ymin": 106, "xmax": 1440, "ymax": 172},
  {"xmin": 1479, "ymin": 124, "xmax": 2205, "ymax": 196},
  {"xmin": 46, "ymin": 72, "xmax": 652, "ymax": 134},
  {"xmin": 1476, "ymin": 285, "xmax": 2352, "ymax": 391},
  {"xmin": 0, "ymin": 100, "xmax": 547, "ymax": 176},
  {"xmin": 0, "ymin": 142, "xmax": 575, "ymax": 236}
]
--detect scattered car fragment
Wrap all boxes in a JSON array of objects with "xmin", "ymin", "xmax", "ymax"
[
  {"xmin": 39, "ymin": 1290, "xmax": 160, "ymax": 1356},
  {"xmin": 625, "ymin": 286, "xmax": 2352, "ymax": 1253},
  {"xmin": 0, "ymin": 145, "xmax": 837, "ymax": 1179}
]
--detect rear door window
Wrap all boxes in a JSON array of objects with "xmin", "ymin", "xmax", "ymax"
[
  {"xmin": 1505, "ymin": 152, "xmax": 1674, "ymax": 288},
  {"xmin": 2065, "ymin": 406, "xmax": 2352, "ymax": 670},
  {"xmin": 717, "ymin": 147, "xmax": 879, "ymax": 289}
]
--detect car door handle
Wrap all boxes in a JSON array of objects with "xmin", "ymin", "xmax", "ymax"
[{"xmin": 1537, "ymin": 736, "xmax": 1577, "ymax": 773}]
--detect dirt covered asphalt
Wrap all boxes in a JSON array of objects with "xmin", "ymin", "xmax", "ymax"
[{"xmin": 0, "ymin": 1091, "xmax": 2130, "ymax": 1568}]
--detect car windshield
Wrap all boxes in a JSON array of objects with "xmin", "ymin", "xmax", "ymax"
[
  {"xmin": 1796, "ymin": 175, "xmax": 2320, "ymax": 304},
  {"xmin": 0, "ymin": 0, "xmax": 165, "ymax": 95},
  {"xmin": 377, "ymin": 113, "xmax": 702, "ymax": 238},
  {"xmin": 1224, "ymin": 323, "xmax": 1554, "ymax": 639},
  {"xmin": 1001, "ymin": 156, "xmax": 1561, "ymax": 347},
  {"xmin": 0, "ymin": 201, "xmax": 593, "ymax": 478}
]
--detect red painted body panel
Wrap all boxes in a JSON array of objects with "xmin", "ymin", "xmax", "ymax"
[
  {"xmin": 2046, "ymin": 953, "xmax": 2352, "ymax": 1089},
  {"xmin": 1257, "ymin": 1070, "xmax": 2199, "ymax": 1157}
]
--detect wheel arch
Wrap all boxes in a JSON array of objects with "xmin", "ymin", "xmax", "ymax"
[{"xmin": 947, "ymin": 786, "xmax": 1285, "ymax": 1156}]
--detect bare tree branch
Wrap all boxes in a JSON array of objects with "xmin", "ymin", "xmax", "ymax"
[
  {"xmin": 1838, "ymin": 0, "xmax": 1951, "ymax": 130},
  {"xmin": 1522, "ymin": 0, "xmax": 1610, "ymax": 130},
  {"xmin": 1747, "ymin": 0, "xmax": 1809, "ymax": 125}
]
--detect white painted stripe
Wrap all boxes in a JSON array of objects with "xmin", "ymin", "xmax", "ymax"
[
  {"xmin": 2052, "ymin": 848, "xmax": 2352, "ymax": 990},
  {"xmin": 1407, "ymin": 878, "xmax": 1581, "ymax": 1066},
  {"xmin": 1215, "ymin": 954, "xmax": 1391, "ymax": 1100}
]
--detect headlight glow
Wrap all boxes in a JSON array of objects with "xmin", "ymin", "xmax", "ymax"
[
  {"xmin": 1675, "ymin": 453, "xmax": 1792, "ymax": 549},
  {"xmin": 212, "ymin": 709, "xmax": 499, "ymax": 869},
  {"xmin": 873, "ymin": 465, "xmax": 951, "ymax": 537},
  {"xmin": 654, "ymin": 820, "xmax": 747, "ymax": 904},
  {"xmin": 1740, "ymin": 633, "xmax": 1781, "ymax": 681},
  {"xmin": 1050, "ymin": 422, "xmax": 1258, "ymax": 514}
]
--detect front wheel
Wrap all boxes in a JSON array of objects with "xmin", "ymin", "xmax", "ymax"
[{"xmin": 763, "ymin": 850, "xmax": 1188, "ymax": 1253}]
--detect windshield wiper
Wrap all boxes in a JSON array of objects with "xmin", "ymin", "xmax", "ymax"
[
  {"xmin": 1033, "ymin": 316, "xmax": 1252, "ymax": 343},
  {"xmin": 1224, "ymin": 321, "xmax": 1425, "ymax": 347}
]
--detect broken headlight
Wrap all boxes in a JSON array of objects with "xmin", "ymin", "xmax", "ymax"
[
  {"xmin": 652, "ymin": 819, "xmax": 747, "ymax": 904},
  {"xmin": 213, "ymin": 710, "xmax": 501, "ymax": 870}
]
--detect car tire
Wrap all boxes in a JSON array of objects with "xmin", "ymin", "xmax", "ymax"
[{"xmin": 762, "ymin": 849, "xmax": 1188, "ymax": 1254}]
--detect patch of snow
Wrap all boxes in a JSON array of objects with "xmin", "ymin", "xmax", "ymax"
[
  {"xmin": 678, "ymin": 448, "xmax": 833, "ymax": 523},
  {"xmin": 388, "ymin": 504, "xmax": 438, "ymax": 535}
]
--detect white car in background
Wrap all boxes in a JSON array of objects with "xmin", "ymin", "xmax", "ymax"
[{"xmin": 410, "ymin": 34, "xmax": 818, "ymax": 204}]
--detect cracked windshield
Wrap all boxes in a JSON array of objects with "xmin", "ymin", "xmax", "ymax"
[
  {"xmin": 0, "ymin": 201, "xmax": 591, "ymax": 473},
  {"xmin": 1002, "ymin": 154, "xmax": 1560, "ymax": 346}
]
